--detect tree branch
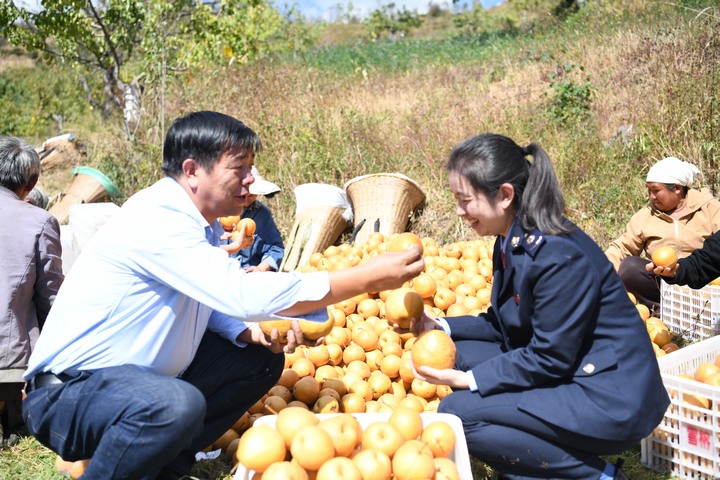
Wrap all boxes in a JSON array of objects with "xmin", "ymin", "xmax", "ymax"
[
  {"xmin": 79, "ymin": 75, "xmax": 101, "ymax": 110},
  {"xmin": 85, "ymin": 1, "xmax": 124, "ymax": 75}
]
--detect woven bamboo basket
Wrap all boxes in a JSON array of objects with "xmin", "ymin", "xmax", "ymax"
[
  {"xmin": 281, "ymin": 206, "xmax": 351, "ymax": 272},
  {"xmin": 49, "ymin": 166, "xmax": 120, "ymax": 225},
  {"xmin": 344, "ymin": 173, "xmax": 426, "ymax": 247},
  {"xmin": 280, "ymin": 184, "xmax": 353, "ymax": 272}
]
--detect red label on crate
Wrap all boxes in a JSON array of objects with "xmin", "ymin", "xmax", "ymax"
[{"xmin": 680, "ymin": 422, "xmax": 715, "ymax": 456}]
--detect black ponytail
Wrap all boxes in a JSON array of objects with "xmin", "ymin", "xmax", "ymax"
[
  {"xmin": 446, "ymin": 134, "xmax": 572, "ymax": 235},
  {"xmin": 520, "ymin": 143, "xmax": 572, "ymax": 235}
]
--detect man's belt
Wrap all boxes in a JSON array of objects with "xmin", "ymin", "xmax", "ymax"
[{"xmin": 24, "ymin": 372, "xmax": 75, "ymax": 393}]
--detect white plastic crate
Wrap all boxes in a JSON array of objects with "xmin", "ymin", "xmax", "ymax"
[
  {"xmin": 660, "ymin": 280, "xmax": 720, "ymax": 342},
  {"xmin": 641, "ymin": 335, "xmax": 720, "ymax": 478},
  {"xmin": 234, "ymin": 412, "xmax": 472, "ymax": 480}
]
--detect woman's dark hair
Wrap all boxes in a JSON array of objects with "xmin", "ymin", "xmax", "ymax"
[
  {"xmin": 162, "ymin": 111, "xmax": 262, "ymax": 176},
  {"xmin": 446, "ymin": 133, "xmax": 572, "ymax": 235}
]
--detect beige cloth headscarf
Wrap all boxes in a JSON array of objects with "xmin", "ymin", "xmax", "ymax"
[{"xmin": 646, "ymin": 157, "xmax": 700, "ymax": 187}]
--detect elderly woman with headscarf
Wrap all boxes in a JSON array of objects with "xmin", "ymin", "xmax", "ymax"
[{"xmin": 605, "ymin": 157, "xmax": 720, "ymax": 313}]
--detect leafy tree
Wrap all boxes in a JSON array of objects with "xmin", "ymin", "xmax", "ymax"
[
  {"xmin": 545, "ymin": 63, "xmax": 594, "ymax": 126},
  {"xmin": 453, "ymin": 0, "xmax": 515, "ymax": 37},
  {"xmin": 277, "ymin": 8, "xmax": 319, "ymax": 57},
  {"xmin": 327, "ymin": 1, "xmax": 361, "ymax": 24},
  {"xmin": 364, "ymin": 3, "xmax": 422, "ymax": 40},
  {"xmin": 0, "ymin": 0, "xmax": 289, "ymax": 122},
  {"xmin": 0, "ymin": 0, "xmax": 153, "ymax": 118},
  {"xmin": 187, "ymin": 0, "xmax": 285, "ymax": 65}
]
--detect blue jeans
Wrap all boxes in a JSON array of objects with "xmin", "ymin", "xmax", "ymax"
[{"xmin": 22, "ymin": 331, "xmax": 284, "ymax": 479}]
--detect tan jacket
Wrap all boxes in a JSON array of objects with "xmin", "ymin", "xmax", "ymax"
[{"xmin": 605, "ymin": 188, "xmax": 720, "ymax": 269}]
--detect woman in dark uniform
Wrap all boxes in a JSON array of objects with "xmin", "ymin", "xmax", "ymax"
[{"xmin": 409, "ymin": 134, "xmax": 670, "ymax": 479}]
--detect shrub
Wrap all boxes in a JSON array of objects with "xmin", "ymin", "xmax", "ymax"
[{"xmin": 545, "ymin": 63, "xmax": 594, "ymax": 126}]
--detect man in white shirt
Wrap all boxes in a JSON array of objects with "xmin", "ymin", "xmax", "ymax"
[{"xmin": 22, "ymin": 111, "xmax": 424, "ymax": 479}]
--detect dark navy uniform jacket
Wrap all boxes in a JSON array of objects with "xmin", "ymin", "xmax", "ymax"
[
  {"xmin": 445, "ymin": 219, "xmax": 670, "ymax": 441},
  {"xmin": 668, "ymin": 230, "xmax": 720, "ymax": 288}
]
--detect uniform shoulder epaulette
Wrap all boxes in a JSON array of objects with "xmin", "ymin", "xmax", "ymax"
[{"xmin": 519, "ymin": 230, "xmax": 545, "ymax": 257}]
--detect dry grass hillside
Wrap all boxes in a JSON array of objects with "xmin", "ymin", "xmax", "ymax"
[
  {"xmin": 141, "ymin": 1, "xmax": 708, "ymax": 248},
  {"xmin": 16, "ymin": 1, "xmax": 715, "ymax": 252},
  {"xmin": 0, "ymin": 0, "xmax": 715, "ymax": 257},
  {"xmin": 87, "ymin": 0, "xmax": 710, "ymax": 250}
]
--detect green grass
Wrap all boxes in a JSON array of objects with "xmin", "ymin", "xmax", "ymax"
[
  {"xmin": 283, "ymin": 34, "xmax": 515, "ymax": 76},
  {"xmin": 0, "ymin": 427, "xmax": 236, "ymax": 480},
  {"xmin": 0, "ymin": 431, "xmax": 60, "ymax": 479}
]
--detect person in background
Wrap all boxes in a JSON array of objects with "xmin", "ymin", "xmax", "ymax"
[
  {"xmin": 24, "ymin": 186, "xmax": 49, "ymax": 209},
  {"xmin": 0, "ymin": 136, "xmax": 63, "ymax": 448},
  {"xmin": 647, "ymin": 230, "xmax": 720, "ymax": 289},
  {"xmin": 218, "ymin": 212, "xmax": 253, "ymax": 256},
  {"xmin": 22, "ymin": 111, "xmax": 423, "ymax": 480},
  {"xmin": 605, "ymin": 156, "xmax": 720, "ymax": 313},
  {"xmin": 405, "ymin": 133, "xmax": 669, "ymax": 480},
  {"xmin": 235, "ymin": 166, "xmax": 284, "ymax": 272}
]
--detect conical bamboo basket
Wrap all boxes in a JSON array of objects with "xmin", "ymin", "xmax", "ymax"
[
  {"xmin": 281, "ymin": 184, "xmax": 352, "ymax": 272},
  {"xmin": 49, "ymin": 166, "xmax": 120, "ymax": 225},
  {"xmin": 344, "ymin": 173, "xmax": 426, "ymax": 247}
]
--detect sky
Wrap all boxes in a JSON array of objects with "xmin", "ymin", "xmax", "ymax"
[{"xmin": 16, "ymin": 1, "xmax": 506, "ymax": 21}]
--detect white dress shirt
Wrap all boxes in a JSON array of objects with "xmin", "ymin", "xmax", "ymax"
[{"xmin": 25, "ymin": 177, "xmax": 329, "ymax": 379}]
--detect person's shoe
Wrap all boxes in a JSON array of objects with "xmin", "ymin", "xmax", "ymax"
[
  {"xmin": 4, "ymin": 433, "xmax": 18, "ymax": 447},
  {"xmin": 0, "ymin": 433, "xmax": 18, "ymax": 449}
]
